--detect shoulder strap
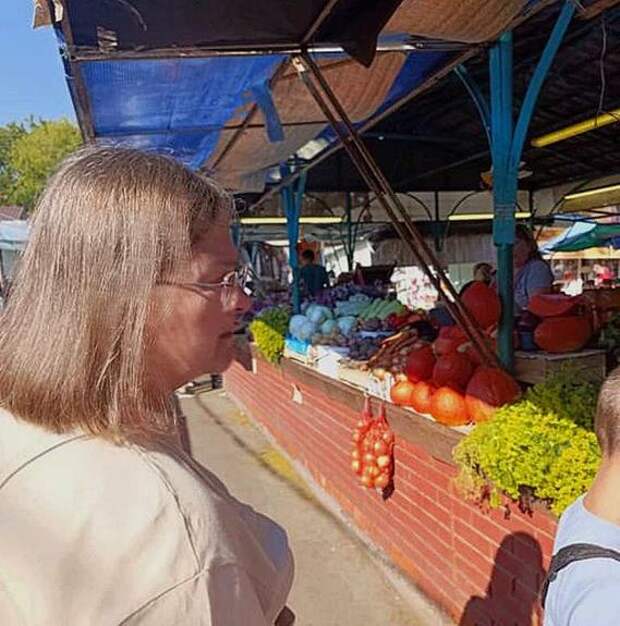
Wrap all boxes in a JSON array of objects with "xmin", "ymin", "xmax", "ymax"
[{"xmin": 541, "ymin": 542, "xmax": 620, "ymax": 608}]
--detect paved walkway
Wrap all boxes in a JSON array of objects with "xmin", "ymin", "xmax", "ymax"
[{"xmin": 180, "ymin": 389, "xmax": 453, "ymax": 626}]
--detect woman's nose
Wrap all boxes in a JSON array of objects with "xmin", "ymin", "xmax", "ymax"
[{"xmin": 228, "ymin": 286, "xmax": 252, "ymax": 314}]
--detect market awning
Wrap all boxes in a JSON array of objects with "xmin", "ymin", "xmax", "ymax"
[
  {"xmin": 549, "ymin": 223, "xmax": 620, "ymax": 252},
  {"xmin": 41, "ymin": 0, "xmax": 533, "ymax": 191}
]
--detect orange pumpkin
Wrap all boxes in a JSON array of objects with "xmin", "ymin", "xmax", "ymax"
[
  {"xmin": 465, "ymin": 367, "xmax": 521, "ymax": 423},
  {"xmin": 430, "ymin": 387, "xmax": 470, "ymax": 426},
  {"xmin": 405, "ymin": 344, "xmax": 436, "ymax": 383},
  {"xmin": 534, "ymin": 316, "xmax": 592, "ymax": 353},
  {"xmin": 390, "ymin": 380, "xmax": 416, "ymax": 406},
  {"xmin": 462, "ymin": 282, "xmax": 501, "ymax": 329},
  {"xmin": 410, "ymin": 381, "xmax": 436, "ymax": 414},
  {"xmin": 432, "ymin": 353, "xmax": 474, "ymax": 392}
]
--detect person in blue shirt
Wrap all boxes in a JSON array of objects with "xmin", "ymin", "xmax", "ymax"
[
  {"xmin": 543, "ymin": 369, "xmax": 620, "ymax": 625},
  {"xmin": 513, "ymin": 224, "xmax": 554, "ymax": 314},
  {"xmin": 299, "ymin": 249, "xmax": 329, "ymax": 297}
]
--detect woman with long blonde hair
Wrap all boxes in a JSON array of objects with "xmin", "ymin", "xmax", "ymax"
[{"xmin": 0, "ymin": 147, "xmax": 294, "ymax": 625}]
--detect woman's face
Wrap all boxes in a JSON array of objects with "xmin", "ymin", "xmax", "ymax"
[
  {"xmin": 513, "ymin": 237, "xmax": 531, "ymax": 268},
  {"xmin": 147, "ymin": 219, "xmax": 251, "ymax": 393}
]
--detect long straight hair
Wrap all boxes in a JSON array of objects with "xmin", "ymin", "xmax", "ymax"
[{"xmin": 0, "ymin": 146, "xmax": 229, "ymax": 439}]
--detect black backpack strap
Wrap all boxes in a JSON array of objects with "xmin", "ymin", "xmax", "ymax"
[{"xmin": 541, "ymin": 543, "xmax": 620, "ymax": 609}]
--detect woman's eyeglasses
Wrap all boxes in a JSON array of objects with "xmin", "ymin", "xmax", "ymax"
[{"xmin": 177, "ymin": 265, "xmax": 253, "ymax": 304}]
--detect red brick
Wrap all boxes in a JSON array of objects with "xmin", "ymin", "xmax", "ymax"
[
  {"xmin": 453, "ymin": 558, "xmax": 492, "ymax": 597},
  {"xmin": 454, "ymin": 519, "xmax": 495, "ymax": 560},
  {"xmin": 454, "ymin": 537, "xmax": 494, "ymax": 575}
]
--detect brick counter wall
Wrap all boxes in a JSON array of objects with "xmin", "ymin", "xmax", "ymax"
[{"xmin": 225, "ymin": 356, "xmax": 557, "ymax": 626}]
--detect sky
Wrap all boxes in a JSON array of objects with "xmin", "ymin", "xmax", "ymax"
[{"xmin": 0, "ymin": 2, "xmax": 75, "ymax": 125}]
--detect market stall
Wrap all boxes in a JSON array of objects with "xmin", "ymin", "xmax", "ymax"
[{"xmin": 236, "ymin": 264, "xmax": 605, "ymax": 625}]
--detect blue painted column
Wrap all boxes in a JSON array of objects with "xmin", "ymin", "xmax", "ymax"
[
  {"xmin": 490, "ymin": 32, "xmax": 517, "ymax": 370},
  {"xmin": 280, "ymin": 164, "xmax": 307, "ymax": 314},
  {"xmin": 485, "ymin": 1, "xmax": 575, "ymax": 370}
]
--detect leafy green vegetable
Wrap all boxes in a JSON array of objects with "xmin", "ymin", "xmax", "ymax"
[
  {"xmin": 249, "ymin": 306, "xmax": 290, "ymax": 364},
  {"xmin": 525, "ymin": 365, "xmax": 598, "ymax": 430},
  {"xmin": 453, "ymin": 368, "xmax": 602, "ymax": 515}
]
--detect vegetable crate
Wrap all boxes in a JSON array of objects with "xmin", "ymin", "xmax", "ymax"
[
  {"xmin": 284, "ymin": 337, "xmax": 312, "ymax": 366},
  {"xmin": 312, "ymin": 346, "xmax": 350, "ymax": 380},
  {"xmin": 514, "ymin": 349, "xmax": 606, "ymax": 385},
  {"xmin": 366, "ymin": 371, "xmax": 394, "ymax": 401}
]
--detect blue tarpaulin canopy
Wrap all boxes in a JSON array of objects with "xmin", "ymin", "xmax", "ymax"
[{"xmin": 40, "ymin": 0, "xmax": 535, "ymax": 192}]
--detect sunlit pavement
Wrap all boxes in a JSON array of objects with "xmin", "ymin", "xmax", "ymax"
[{"xmin": 179, "ymin": 388, "xmax": 454, "ymax": 626}]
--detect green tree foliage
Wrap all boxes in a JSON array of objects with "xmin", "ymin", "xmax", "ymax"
[
  {"xmin": 0, "ymin": 122, "xmax": 27, "ymax": 204},
  {"xmin": 1, "ymin": 119, "xmax": 81, "ymax": 211}
]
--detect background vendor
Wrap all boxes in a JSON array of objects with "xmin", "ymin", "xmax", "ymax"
[
  {"xmin": 300, "ymin": 249, "xmax": 329, "ymax": 297},
  {"xmin": 513, "ymin": 223, "xmax": 554, "ymax": 314}
]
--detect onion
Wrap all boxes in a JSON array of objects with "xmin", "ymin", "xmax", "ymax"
[
  {"xmin": 376, "ymin": 455, "xmax": 391, "ymax": 469},
  {"xmin": 363, "ymin": 452, "xmax": 377, "ymax": 466},
  {"xmin": 374, "ymin": 368, "xmax": 386, "ymax": 381},
  {"xmin": 361, "ymin": 474, "xmax": 374, "ymax": 488},
  {"xmin": 373, "ymin": 440, "xmax": 388, "ymax": 456},
  {"xmin": 382, "ymin": 430, "xmax": 395, "ymax": 445},
  {"xmin": 374, "ymin": 472, "xmax": 390, "ymax": 489}
]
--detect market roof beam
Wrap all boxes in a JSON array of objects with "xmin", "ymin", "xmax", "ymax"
[
  {"xmin": 247, "ymin": 46, "xmax": 481, "ymax": 211},
  {"xmin": 67, "ymin": 40, "xmax": 449, "ymax": 63},
  {"xmin": 580, "ymin": 0, "xmax": 620, "ymax": 20}
]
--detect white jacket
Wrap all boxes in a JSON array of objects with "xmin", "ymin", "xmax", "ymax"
[{"xmin": 0, "ymin": 410, "xmax": 294, "ymax": 625}]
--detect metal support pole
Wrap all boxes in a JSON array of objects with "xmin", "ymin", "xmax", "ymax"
[
  {"xmin": 490, "ymin": 32, "xmax": 517, "ymax": 371},
  {"xmin": 281, "ymin": 165, "xmax": 307, "ymax": 314},
  {"xmin": 488, "ymin": 1, "xmax": 575, "ymax": 370},
  {"xmin": 433, "ymin": 190, "xmax": 441, "ymax": 252},
  {"xmin": 454, "ymin": 65, "xmax": 492, "ymax": 147},
  {"xmin": 345, "ymin": 192, "xmax": 354, "ymax": 271},
  {"xmin": 293, "ymin": 53, "xmax": 500, "ymax": 367}
]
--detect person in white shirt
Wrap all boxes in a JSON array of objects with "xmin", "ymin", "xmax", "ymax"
[{"xmin": 0, "ymin": 146, "xmax": 294, "ymax": 625}]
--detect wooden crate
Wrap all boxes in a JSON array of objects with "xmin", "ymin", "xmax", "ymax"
[
  {"xmin": 337, "ymin": 364, "xmax": 371, "ymax": 391},
  {"xmin": 514, "ymin": 349, "xmax": 606, "ymax": 385}
]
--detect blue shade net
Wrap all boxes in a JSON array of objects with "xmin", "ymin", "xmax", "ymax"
[{"xmin": 80, "ymin": 55, "xmax": 285, "ymax": 169}]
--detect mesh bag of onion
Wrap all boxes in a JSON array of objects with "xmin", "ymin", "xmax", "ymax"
[{"xmin": 351, "ymin": 397, "xmax": 395, "ymax": 493}]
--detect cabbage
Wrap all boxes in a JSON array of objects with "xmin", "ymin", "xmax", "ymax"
[
  {"xmin": 308, "ymin": 306, "xmax": 329, "ymax": 325},
  {"xmin": 321, "ymin": 319, "xmax": 337, "ymax": 335},
  {"xmin": 305, "ymin": 304, "xmax": 319, "ymax": 320},
  {"xmin": 289, "ymin": 314, "xmax": 308, "ymax": 338},
  {"xmin": 297, "ymin": 320, "xmax": 318, "ymax": 342},
  {"xmin": 337, "ymin": 316, "xmax": 357, "ymax": 336}
]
